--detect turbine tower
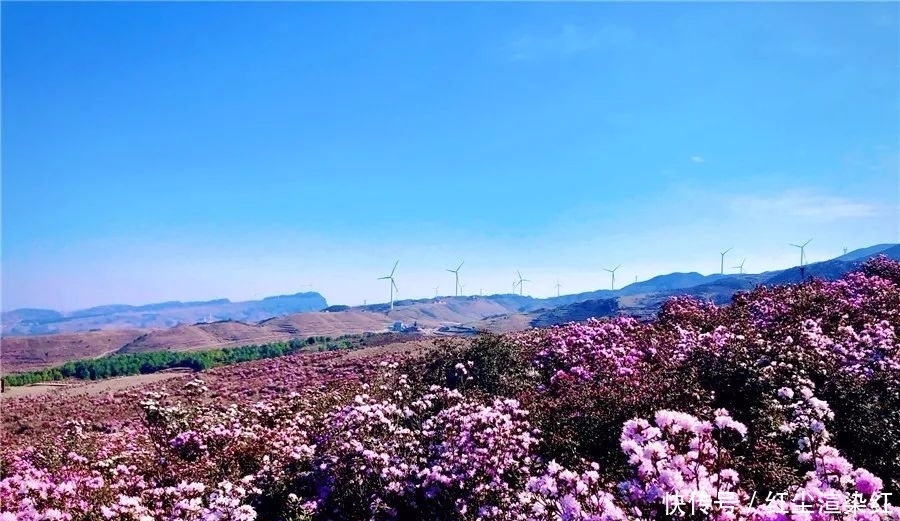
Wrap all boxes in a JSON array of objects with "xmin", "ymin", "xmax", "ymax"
[
  {"xmin": 790, "ymin": 239, "xmax": 813, "ymax": 267},
  {"xmin": 733, "ymin": 258, "xmax": 746, "ymax": 275},
  {"xmin": 515, "ymin": 270, "xmax": 530, "ymax": 296},
  {"xmin": 446, "ymin": 261, "xmax": 464, "ymax": 297},
  {"xmin": 843, "ymin": 246, "xmax": 848, "ymax": 255},
  {"xmin": 791, "ymin": 238, "xmax": 813, "ymax": 281},
  {"xmin": 459, "ymin": 283, "xmax": 466, "ymax": 296},
  {"xmin": 433, "ymin": 286, "xmax": 439, "ymax": 298},
  {"xmin": 555, "ymin": 279, "xmax": 562, "ymax": 297},
  {"xmin": 378, "ymin": 260, "xmax": 399, "ymax": 311},
  {"xmin": 720, "ymin": 247, "xmax": 733, "ymax": 275},
  {"xmin": 603, "ymin": 265, "xmax": 621, "ymax": 290}
]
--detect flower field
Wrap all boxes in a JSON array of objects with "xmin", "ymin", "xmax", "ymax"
[{"xmin": 1, "ymin": 257, "xmax": 898, "ymax": 521}]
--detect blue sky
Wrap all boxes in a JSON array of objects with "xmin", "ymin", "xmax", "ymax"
[{"xmin": 2, "ymin": 2, "xmax": 898, "ymax": 311}]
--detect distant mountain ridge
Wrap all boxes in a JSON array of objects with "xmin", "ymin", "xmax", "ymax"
[
  {"xmin": 2, "ymin": 292, "xmax": 328, "ymax": 336},
  {"xmin": 458, "ymin": 244, "xmax": 899, "ymax": 330},
  {"xmin": 763, "ymin": 244, "xmax": 900, "ymax": 285},
  {"xmin": 331, "ymin": 244, "xmax": 899, "ymax": 330},
  {"xmin": 2, "ymin": 244, "xmax": 898, "ymax": 373},
  {"xmin": 835, "ymin": 243, "xmax": 898, "ymax": 262},
  {"xmin": 4, "ymin": 244, "xmax": 898, "ymax": 338}
]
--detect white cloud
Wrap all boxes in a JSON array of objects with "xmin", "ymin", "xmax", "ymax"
[
  {"xmin": 691, "ymin": 155, "xmax": 705, "ymax": 163},
  {"xmin": 728, "ymin": 189, "xmax": 880, "ymax": 222}
]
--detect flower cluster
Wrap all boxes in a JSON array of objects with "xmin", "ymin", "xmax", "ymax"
[
  {"xmin": 617, "ymin": 408, "xmax": 747, "ymax": 519},
  {"xmin": 1, "ymin": 256, "xmax": 897, "ymax": 520}
]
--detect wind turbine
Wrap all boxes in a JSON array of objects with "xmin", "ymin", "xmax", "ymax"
[
  {"xmin": 791, "ymin": 239, "xmax": 813, "ymax": 281},
  {"xmin": 515, "ymin": 270, "xmax": 530, "ymax": 296},
  {"xmin": 378, "ymin": 260, "xmax": 399, "ymax": 311},
  {"xmin": 446, "ymin": 261, "xmax": 464, "ymax": 297},
  {"xmin": 603, "ymin": 265, "xmax": 621, "ymax": 290},
  {"xmin": 433, "ymin": 286, "xmax": 439, "ymax": 298},
  {"xmin": 459, "ymin": 283, "xmax": 466, "ymax": 296},
  {"xmin": 720, "ymin": 247, "xmax": 733, "ymax": 275},
  {"xmin": 843, "ymin": 246, "xmax": 848, "ymax": 255},
  {"xmin": 790, "ymin": 239, "xmax": 813, "ymax": 267},
  {"xmin": 733, "ymin": 258, "xmax": 746, "ymax": 275},
  {"xmin": 555, "ymin": 279, "xmax": 562, "ymax": 297}
]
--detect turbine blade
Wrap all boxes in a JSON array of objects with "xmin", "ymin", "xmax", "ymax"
[
  {"xmin": 457, "ymin": 261, "xmax": 464, "ymax": 270},
  {"xmin": 390, "ymin": 260, "xmax": 399, "ymax": 277},
  {"xmin": 378, "ymin": 276, "xmax": 390, "ymax": 280},
  {"xmin": 392, "ymin": 280, "xmax": 399, "ymax": 292}
]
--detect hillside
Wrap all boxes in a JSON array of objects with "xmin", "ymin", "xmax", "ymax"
[
  {"xmin": 528, "ymin": 298, "xmax": 620, "ymax": 328},
  {"xmin": 835, "ymin": 243, "xmax": 898, "ymax": 262},
  {"xmin": 0, "ymin": 329, "xmax": 147, "ymax": 373},
  {"xmin": 117, "ymin": 321, "xmax": 294, "ymax": 354},
  {"xmin": 8, "ymin": 244, "xmax": 897, "ymax": 340},
  {"xmin": 4, "ymin": 245, "xmax": 898, "ymax": 374},
  {"xmin": 261, "ymin": 311, "xmax": 408, "ymax": 337},
  {"xmin": 466, "ymin": 246, "xmax": 899, "ymax": 332},
  {"xmin": 4, "ymin": 256, "xmax": 897, "ymax": 520},
  {"xmin": 1, "ymin": 300, "xmax": 524, "ymax": 374},
  {"xmin": 2, "ymin": 292, "xmax": 328, "ymax": 336},
  {"xmin": 764, "ymin": 244, "xmax": 900, "ymax": 285}
]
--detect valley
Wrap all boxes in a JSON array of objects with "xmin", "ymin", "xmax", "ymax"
[{"xmin": 3, "ymin": 244, "xmax": 898, "ymax": 375}]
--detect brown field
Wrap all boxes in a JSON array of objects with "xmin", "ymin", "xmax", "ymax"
[
  {"xmin": 468, "ymin": 312, "xmax": 537, "ymax": 333},
  {"xmin": 117, "ymin": 321, "xmax": 294, "ymax": 354},
  {"xmin": 0, "ymin": 329, "xmax": 147, "ymax": 373},
  {"xmin": 0, "ymin": 339, "xmax": 436, "ymax": 448},
  {"xmin": 0, "ymin": 369, "xmax": 192, "ymax": 399},
  {"xmin": 262, "ymin": 310, "xmax": 413, "ymax": 337},
  {"xmin": 1, "ymin": 300, "xmax": 533, "ymax": 374},
  {"xmin": 385, "ymin": 299, "xmax": 520, "ymax": 325}
]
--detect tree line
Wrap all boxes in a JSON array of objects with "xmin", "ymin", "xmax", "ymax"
[{"xmin": 1, "ymin": 335, "xmax": 352, "ymax": 389}]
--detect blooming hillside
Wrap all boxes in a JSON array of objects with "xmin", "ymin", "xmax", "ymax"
[{"xmin": 2, "ymin": 256, "xmax": 898, "ymax": 521}]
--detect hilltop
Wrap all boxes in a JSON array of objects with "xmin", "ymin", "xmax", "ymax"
[
  {"xmin": 1, "ymin": 292, "xmax": 327, "ymax": 336},
  {"xmin": 2, "ymin": 244, "xmax": 898, "ymax": 374},
  {"xmin": 0, "ymin": 300, "xmax": 527, "ymax": 373},
  {"xmin": 3, "ymin": 255, "xmax": 897, "ymax": 520}
]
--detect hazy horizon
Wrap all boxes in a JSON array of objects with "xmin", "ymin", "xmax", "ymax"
[
  {"xmin": 3, "ymin": 2, "xmax": 898, "ymax": 311},
  {"xmin": 4, "ymin": 239, "xmax": 897, "ymax": 313}
]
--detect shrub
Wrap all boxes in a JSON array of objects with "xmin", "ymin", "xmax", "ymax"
[{"xmin": 2, "ymin": 258, "xmax": 899, "ymax": 520}]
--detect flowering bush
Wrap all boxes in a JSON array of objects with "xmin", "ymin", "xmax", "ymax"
[{"xmin": 1, "ymin": 256, "xmax": 898, "ymax": 520}]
